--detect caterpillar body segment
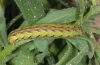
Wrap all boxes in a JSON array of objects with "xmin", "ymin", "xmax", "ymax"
[{"xmin": 8, "ymin": 24, "xmax": 83, "ymax": 44}]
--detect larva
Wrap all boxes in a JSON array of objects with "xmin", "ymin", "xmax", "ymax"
[{"xmin": 8, "ymin": 24, "xmax": 83, "ymax": 44}]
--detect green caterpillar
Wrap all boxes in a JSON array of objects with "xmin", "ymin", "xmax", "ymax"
[{"xmin": 8, "ymin": 24, "xmax": 83, "ymax": 44}]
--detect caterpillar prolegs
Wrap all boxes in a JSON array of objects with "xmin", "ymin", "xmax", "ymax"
[{"xmin": 8, "ymin": 24, "xmax": 83, "ymax": 44}]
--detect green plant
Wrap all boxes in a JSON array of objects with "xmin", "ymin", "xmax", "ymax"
[{"xmin": 0, "ymin": 0, "xmax": 100, "ymax": 65}]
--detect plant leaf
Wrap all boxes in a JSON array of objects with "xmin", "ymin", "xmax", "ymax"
[
  {"xmin": 66, "ymin": 44, "xmax": 88, "ymax": 65},
  {"xmin": 14, "ymin": 0, "xmax": 46, "ymax": 26},
  {"xmin": 34, "ymin": 38, "xmax": 54, "ymax": 52},
  {"xmin": 0, "ymin": 4, "xmax": 8, "ymax": 46},
  {"xmin": 37, "ymin": 7, "xmax": 77, "ymax": 23}
]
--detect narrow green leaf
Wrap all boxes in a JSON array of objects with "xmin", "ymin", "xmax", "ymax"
[
  {"xmin": 67, "ymin": 38, "xmax": 88, "ymax": 50},
  {"xmin": 76, "ymin": 37, "xmax": 94, "ymax": 59},
  {"xmin": 66, "ymin": 44, "xmax": 88, "ymax": 65},
  {"xmin": 0, "ymin": 4, "xmax": 8, "ymax": 46},
  {"xmin": 56, "ymin": 43, "xmax": 75, "ymax": 65},
  {"xmin": 76, "ymin": 0, "xmax": 86, "ymax": 24},
  {"xmin": 37, "ymin": 7, "xmax": 77, "ymax": 23}
]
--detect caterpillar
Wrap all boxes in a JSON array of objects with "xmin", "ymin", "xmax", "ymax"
[{"xmin": 8, "ymin": 24, "xmax": 83, "ymax": 44}]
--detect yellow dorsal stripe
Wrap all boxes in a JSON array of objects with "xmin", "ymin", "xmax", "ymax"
[{"xmin": 8, "ymin": 24, "xmax": 83, "ymax": 44}]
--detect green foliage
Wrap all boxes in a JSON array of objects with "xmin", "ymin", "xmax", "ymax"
[
  {"xmin": 9, "ymin": 49, "xmax": 37, "ymax": 65},
  {"xmin": 0, "ymin": 0, "xmax": 100, "ymax": 65},
  {"xmin": 37, "ymin": 7, "xmax": 77, "ymax": 23},
  {"xmin": 0, "ymin": 0, "xmax": 8, "ymax": 46},
  {"xmin": 15, "ymin": 0, "xmax": 46, "ymax": 26}
]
